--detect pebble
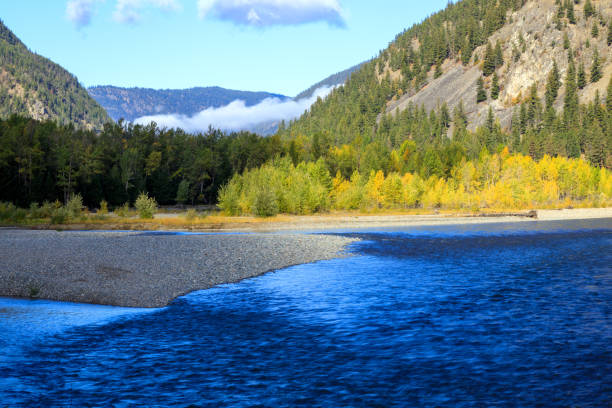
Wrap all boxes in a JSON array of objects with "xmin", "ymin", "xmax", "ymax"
[{"xmin": 0, "ymin": 230, "xmax": 357, "ymax": 308}]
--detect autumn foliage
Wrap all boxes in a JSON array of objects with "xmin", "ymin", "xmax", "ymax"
[{"xmin": 219, "ymin": 149, "xmax": 612, "ymax": 216}]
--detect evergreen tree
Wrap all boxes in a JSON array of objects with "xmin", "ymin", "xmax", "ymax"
[
  {"xmin": 590, "ymin": 48, "xmax": 602, "ymax": 83},
  {"xmin": 476, "ymin": 76, "xmax": 487, "ymax": 103},
  {"xmin": 586, "ymin": 124, "xmax": 606, "ymax": 167},
  {"xmin": 608, "ymin": 18, "xmax": 612, "ymax": 46},
  {"xmin": 440, "ymin": 102, "xmax": 450, "ymax": 128},
  {"xmin": 564, "ymin": 56, "xmax": 579, "ymax": 127},
  {"xmin": 557, "ymin": 0, "xmax": 565, "ymax": 19},
  {"xmin": 545, "ymin": 61, "xmax": 561, "ymax": 108},
  {"xmin": 491, "ymin": 72, "xmax": 500, "ymax": 100},
  {"xmin": 566, "ymin": 1, "xmax": 576, "ymax": 24},
  {"xmin": 591, "ymin": 22, "xmax": 599, "ymax": 38},
  {"xmin": 494, "ymin": 40, "xmax": 504, "ymax": 67},
  {"xmin": 563, "ymin": 32, "xmax": 571, "ymax": 49},
  {"xmin": 461, "ymin": 36, "xmax": 473, "ymax": 65},
  {"xmin": 584, "ymin": 0, "xmax": 594, "ymax": 19},
  {"xmin": 486, "ymin": 106, "xmax": 495, "ymax": 132},
  {"xmin": 577, "ymin": 62, "xmax": 587, "ymax": 89},
  {"xmin": 483, "ymin": 42, "xmax": 495, "ymax": 76},
  {"xmin": 526, "ymin": 83, "xmax": 541, "ymax": 127},
  {"xmin": 434, "ymin": 64, "xmax": 443, "ymax": 79}
]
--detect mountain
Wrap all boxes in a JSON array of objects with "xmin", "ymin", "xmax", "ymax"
[
  {"xmin": 295, "ymin": 62, "xmax": 365, "ymax": 100},
  {"xmin": 280, "ymin": 0, "xmax": 611, "ymax": 166},
  {"xmin": 88, "ymin": 63, "xmax": 363, "ymax": 133},
  {"xmin": 382, "ymin": 0, "xmax": 612, "ymax": 130},
  {"xmin": 87, "ymin": 86, "xmax": 289, "ymax": 122},
  {"xmin": 0, "ymin": 20, "xmax": 110, "ymax": 130}
]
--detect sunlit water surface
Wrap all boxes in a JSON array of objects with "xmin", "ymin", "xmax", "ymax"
[{"xmin": 1, "ymin": 219, "xmax": 611, "ymax": 407}]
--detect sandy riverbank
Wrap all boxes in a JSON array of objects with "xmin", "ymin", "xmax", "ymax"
[
  {"xmin": 141, "ymin": 207, "xmax": 612, "ymax": 231},
  {"xmin": 0, "ymin": 230, "xmax": 357, "ymax": 308},
  {"xmin": 12, "ymin": 207, "xmax": 612, "ymax": 232}
]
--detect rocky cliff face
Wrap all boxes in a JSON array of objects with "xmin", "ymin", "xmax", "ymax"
[{"xmin": 384, "ymin": 0, "xmax": 612, "ymax": 131}]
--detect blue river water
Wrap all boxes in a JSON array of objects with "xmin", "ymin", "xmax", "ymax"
[{"xmin": 1, "ymin": 219, "xmax": 611, "ymax": 407}]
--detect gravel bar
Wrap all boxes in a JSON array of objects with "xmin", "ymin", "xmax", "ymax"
[{"xmin": 0, "ymin": 230, "xmax": 357, "ymax": 308}]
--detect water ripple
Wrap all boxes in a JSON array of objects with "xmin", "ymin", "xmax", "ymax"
[{"xmin": 1, "ymin": 220, "xmax": 611, "ymax": 407}]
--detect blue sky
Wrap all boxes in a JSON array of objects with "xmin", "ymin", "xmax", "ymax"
[{"xmin": 0, "ymin": 0, "xmax": 449, "ymax": 97}]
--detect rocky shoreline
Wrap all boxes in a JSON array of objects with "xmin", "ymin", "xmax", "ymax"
[{"xmin": 0, "ymin": 230, "xmax": 357, "ymax": 308}]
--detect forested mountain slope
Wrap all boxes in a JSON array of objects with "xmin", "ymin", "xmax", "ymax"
[
  {"xmin": 88, "ymin": 86, "xmax": 288, "ymax": 122},
  {"xmin": 280, "ymin": 0, "xmax": 612, "ymax": 168},
  {"xmin": 295, "ymin": 62, "xmax": 365, "ymax": 100},
  {"xmin": 0, "ymin": 21, "xmax": 110, "ymax": 131}
]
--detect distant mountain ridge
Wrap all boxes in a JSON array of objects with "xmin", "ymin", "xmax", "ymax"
[
  {"xmin": 0, "ymin": 20, "xmax": 110, "ymax": 130},
  {"xmin": 295, "ymin": 63, "xmax": 365, "ymax": 100},
  {"xmin": 88, "ymin": 64, "xmax": 364, "ymax": 134},
  {"xmin": 88, "ymin": 86, "xmax": 289, "ymax": 122}
]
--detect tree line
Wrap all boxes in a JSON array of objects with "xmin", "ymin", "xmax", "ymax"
[
  {"xmin": 219, "ymin": 152, "xmax": 611, "ymax": 216},
  {"xmin": 0, "ymin": 116, "xmax": 281, "ymax": 208}
]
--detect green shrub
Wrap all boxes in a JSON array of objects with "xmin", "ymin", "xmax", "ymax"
[
  {"xmin": 65, "ymin": 194, "xmax": 84, "ymax": 219},
  {"xmin": 0, "ymin": 202, "xmax": 27, "ymax": 222},
  {"xmin": 28, "ymin": 202, "xmax": 41, "ymax": 218},
  {"xmin": 218, "ymin": 180, "xmax": 241, "ymax": 215},
  {"xmin": 0, "ymin": 202, "xmax": 16, "ymax": 221},
  {"xmin": 176, "ymin": 180, "xmax": 190, "ymax": 204},
  {"xmin": 253, "ymin": 188, "xmax": 279, "ymax": 217},
  {"xmin": 184, "ymin": 209, "xmax": 198, "ymax": 221},
  {"xmin": 115, "ymin": 202, "xmax": 131, "ymax": 218},
  {"xmin": 98, "ymin": 200, "xmax": 109, "ymax": 215},
  {"xmin": 50, "ymin": 207, "xmax": 69, "ymax": 224},
  {"xmin": 135, "ymin": 193, "xmax": 157, "ymax": 219},
  {"xmin": 38, "ymin": 201, "xmax": 54, "ymax": 218}
]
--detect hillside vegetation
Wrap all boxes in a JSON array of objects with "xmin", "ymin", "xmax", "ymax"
[
  {"xmin": 2, "ymin": 0, "xmax": 611, "ymax": 217},
  {"xmin": 279, "ymin": 0, "xmax": 611, "ymax": 170},
  {"xmin": 0, "ymin": 21, "xmax": 110, "ymax": 131}
]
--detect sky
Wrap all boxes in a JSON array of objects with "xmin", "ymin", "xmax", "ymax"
[{"xmin": 0, "ymin": 0, "xmax": 449, "ymax": 97}]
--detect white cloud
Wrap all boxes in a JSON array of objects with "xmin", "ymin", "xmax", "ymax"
[
  {"xmin": 197, "ymin": 0, "xmax": 345, "ymax": 27},
  {"xmin": 134, "ymin": 86, "xmax": 334, "ymax": 133},
  {"xmin": 66, "ymin": 0, "xmax": 103, "ymax": 28},
  {"xmin": 113, "ymin": 0, "xmax": 181, "ymax": 24}
]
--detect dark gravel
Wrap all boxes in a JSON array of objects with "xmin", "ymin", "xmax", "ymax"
[{"xmin": 0, "ymin": 230, "xmax": 357, "ymax": 308}]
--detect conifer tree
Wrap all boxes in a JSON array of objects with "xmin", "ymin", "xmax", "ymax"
[
  {"xmin": 526, "ymin": 83, "xmax": 541, "ymax": 127},
  {"xmin": 486, "ymin": 106, "xmax": 495, "ymax": 132},
  {"xmin": 584, "ymin": 0, "xmax": 594, "ymax": 19},
  {"xmin": 440, "ymin": 102, "xmax": 450, "ymax": 128},
  {"xmin": 434, "ymin": 64, "xmax": 443, "ymax": 79},
  {"xmin": 590, "ymin": 48, "xmax": 602, "ymax": 83},
  {"xmin": 545, "ymin": 61, "xmax": 561, "ymax": 108},
  {"xmin": 454, "ymin": 100, "xmax": 467, "ymax": 127},
  {"xmin": 586, "ymin": 124, "xmax": 606, "ymax": 167},
  {"xmin": 483, "ymin": 42, "xmax": 495, "ymax": 76},
  {"xmin": 494, "ymin": 41, "xmax": 504, "ymax": 67},
  {"xmin": 557, "ymin": 0, "xmax": 565, "ymax": 19},
  {"xmin": 566, "ymin": 1, "xmax": 576, "ymax": 24},
  {"xmin": 564, "ymin": 56, "xmax": 579, "ymax": 127},
  {"xmin": 461, "ymin": 36, "xmax": 473, "ymax": 65},
  {"xmin": 577, "ymin": 62, "xmax": 587, "ymax": 89},
  {"xmin": 491, "ymin": 72, "xmax": 500, "ymax": 100},
  {"xmin": 476, "ymin": 76, "xmax": 487, "ymax": 103},
  {"xmin": 591, "ymin": 22, "xmax": 599, "ymax": 38},
  {"xmin": 608, "ymin": 18, "xmax": 612, "ymax": 45}
]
